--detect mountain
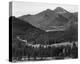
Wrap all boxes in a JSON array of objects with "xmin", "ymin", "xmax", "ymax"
[
  {"xmin": 11, "ymin": 7, "xmax": 78, "ymax": 60},
  {"xmin": 11, "ymin": 7, "xmax": 78, "ymax": 45},
  {"xmin": 53, "ymin": 7, "xmax": 68, "ymax": 13},
  {"xmin": 73, "ymin": 12, "xmax": 78, "ymax": 17},
  {"xmin": 18, "ymin": 7, "xmax": 78, "ymax": 31},
  {"xmin": 19, "ymin": 14, "xmax": 31, "ymax": 20},
  {"xmin": 10, "ymin": 16, "xmax": 44, "ymax": 42},
  {"xmin": 10, "ymin": 15, "xmax": 78, "ymax": 46},
  {"xmin": 11, "ymin": 17, "xmax": 78, "ymax": 60}
]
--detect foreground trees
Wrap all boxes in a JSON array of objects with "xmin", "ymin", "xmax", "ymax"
[{"xmin": 12, "ymin": 40, "xmax": 78, "ymax": 61}]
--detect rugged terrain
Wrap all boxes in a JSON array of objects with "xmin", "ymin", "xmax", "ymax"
[{"xmin": 10, "ymin": 7, "xmax": 78, "ymax": 62}]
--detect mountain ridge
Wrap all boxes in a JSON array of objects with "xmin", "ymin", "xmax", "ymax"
[
  {"xmin": 18, "ymin": 7, "xmax": 78, "ymax": 31},
  {"xmin": 10, "ymin": 15, "xmax": 78, "ymax": 45}
]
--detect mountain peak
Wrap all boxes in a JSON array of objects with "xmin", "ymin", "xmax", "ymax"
[
  {"xmin": 38, "ymin": 9, "xmax": 53, "ymax": 15},
  {"xmin": 54, "ymin": 7, "xmax": 67, "ymax": 13},
  {"xmin": 38, "ymin": 9, "xmax": 55, "ymax": 17},
  {"xmin": 46, "ymin": 9, "xmax": 53, "ymax": 12}
]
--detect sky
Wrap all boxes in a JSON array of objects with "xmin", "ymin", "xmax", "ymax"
[{"xmin": 12, "ymin": 1, "xmax": 78, "ymax": 17}]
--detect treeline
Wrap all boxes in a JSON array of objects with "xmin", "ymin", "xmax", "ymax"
[{"xmin": 12, "ymin": 40, "xmax": 78, "ymax": 61}]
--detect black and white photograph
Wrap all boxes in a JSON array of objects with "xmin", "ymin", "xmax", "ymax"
[{"xmin": 9, "ymin": 1, "xmax": 78, "ymax": 62}]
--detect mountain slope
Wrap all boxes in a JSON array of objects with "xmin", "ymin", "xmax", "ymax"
[
  {"xmin": 10, "ymin": 16, "xmax": 44, "ymax": 42},
  {"xmin": 18, "ymin": 7, "xmax": 78, "ymax": 31},
  {"xmin": 10, "ymin": 15, "xmax": 78, "ymax": 45}
]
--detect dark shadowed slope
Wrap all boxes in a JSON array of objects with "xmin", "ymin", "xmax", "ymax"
[{"xmin": 10, "ymin": 16, "xmax": 44, "ymax": 42}]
